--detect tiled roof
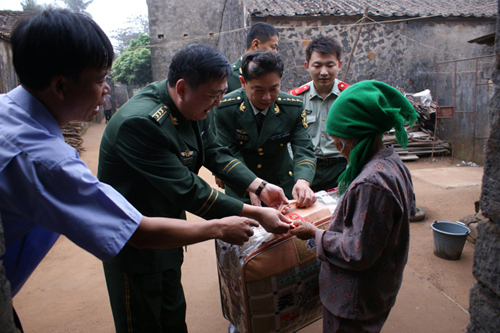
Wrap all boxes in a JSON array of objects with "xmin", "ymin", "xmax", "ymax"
[
  {"xmin": 245, "ymin": 0, "xmax": 497, "ymax": 18},
  {"xmin": 0, "ymin": 10, "xmax": 24, "ymax": 41}
]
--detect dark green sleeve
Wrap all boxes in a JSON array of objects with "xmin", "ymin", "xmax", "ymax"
[
  {"xmin": 202, "ymin": 116, "xmax": 255, "ymax": 197},
  {"xmin": 112, "ymin": 117, "xmax": 244, "ymax": 219}
]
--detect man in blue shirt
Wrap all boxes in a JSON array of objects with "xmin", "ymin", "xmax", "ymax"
[{"xmin": 0, "ymin": 9, "xmax": 288, "ymax": 330}]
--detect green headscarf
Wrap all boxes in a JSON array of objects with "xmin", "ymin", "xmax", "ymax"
[{"xmin": 326, "ymin": 80, "xmax": 418, "ymax": 194}]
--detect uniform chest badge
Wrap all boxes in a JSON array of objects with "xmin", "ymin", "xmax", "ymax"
[{"xmin": 181, "ymin": 150, "xmax": 194, "ymax": 166}]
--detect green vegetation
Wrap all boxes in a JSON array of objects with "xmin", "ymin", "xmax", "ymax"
[{"xmin": 112, "ymin": 33, "xmax": 152, "ymax": 87}]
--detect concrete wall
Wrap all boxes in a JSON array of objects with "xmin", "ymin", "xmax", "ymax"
[
  {"xmin": 147, "ymin": 0, "xmax": 227, "ymax": 82},
  {"xmin": 467, "ymin": 6, "xmax": 500, "ymax": 331},
  {"xmin": 0, "ymin": 39, "xmax": 17, "ymax": 94}
]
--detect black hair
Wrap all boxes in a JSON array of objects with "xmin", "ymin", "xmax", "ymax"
[
  {"xmin": 245, "ymin": 22, "xmax": 279, "ymax": 50},
  {"xmin": 167, "ymin": 44, "xmax": 232, "ymax": 89},
  {"xmin": 241, "ymin": 50, "xmax": 284, "ymax": 82},
  {"xmin": 305, "ymin": 36, "xmax": 343, "ymax": 63},
  {"xmin": 11, "ymin": 9, "xmax": 114, "ymax": 91}
]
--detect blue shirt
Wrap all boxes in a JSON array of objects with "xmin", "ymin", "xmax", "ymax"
[{"xmin": 0, "ymin": 86, "xmax": 142, "ymax": 295}]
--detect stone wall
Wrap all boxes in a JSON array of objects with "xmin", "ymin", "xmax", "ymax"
[
  {"xmin": 260, "ymin": 16, "xmax": 495, "ymax": 92},
  {"xmin": 0, "ymin": 39, "xmax": 17, "ymax": 94},
  {"xmin": 467, "ymin": 3, "xmax": 500, "ymax": 332}
]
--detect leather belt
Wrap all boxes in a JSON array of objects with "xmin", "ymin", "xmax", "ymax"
[{"xmin": 317, "ymin": 156, "xmax": 347, "ymax": 166}]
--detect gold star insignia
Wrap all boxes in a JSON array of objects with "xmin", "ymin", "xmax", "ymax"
[{"xmin": 170, "ymin": 114, "xmax": 179, "ymax": 125}]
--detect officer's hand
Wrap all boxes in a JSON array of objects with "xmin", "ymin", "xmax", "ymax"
[
  {"xmin": 289, "ymin": 220, "xmax": 318, "ymax": 240},
  {"xmin": 249, "ymin": 192, "xmax": 262, "ymax": 207},
  {"xmin": 259, "ymin": 183, "xmax": 289, "ymax": 209},
  {"xmin": 218, "ymin": 216, "xmax": 259, "ymax": 245},
  {"xmin": 254, "ymin": 207, "xmax": 291, "ymax": 234},
  {"xmin": 292, "ymin": 179, "xmax": 316, "ymax": 208},
  {"xmin": 215, "ymin": 176, "xmax": 225, "ymax": 189}
]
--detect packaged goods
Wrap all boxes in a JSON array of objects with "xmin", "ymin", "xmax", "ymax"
[{"xmin": 217, "ymin": 195, "xmax": 338, "ymax": 332}]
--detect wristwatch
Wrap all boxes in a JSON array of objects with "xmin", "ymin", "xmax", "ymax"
[{"xmin": 255, "ymin": 180, "xmax": 268, "ymax": 197}]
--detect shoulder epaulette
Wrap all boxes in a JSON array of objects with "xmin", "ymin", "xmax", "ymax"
[
  {"xmin": 148, "ymin": 104, "xmax": 170, "ymax": 125},
  {"xmin": 219, "ymin": 90, "xmax": 244, "ymax": 107},
  {"xmin": 288, "ymin": 84, "xmax": 310, "ymax": 96},
  {"xmin": 232, "ymin": 64, "xmax": 241, "ymax": 74},
  {"xmin": 276, "ymin": 91, "xmax": 303, "ymax": 106},
  {"xmin": 338, "ymin": 81, "xmax": 350, "ymax": 92}
]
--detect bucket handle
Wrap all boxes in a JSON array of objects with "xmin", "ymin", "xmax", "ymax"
[
  {"xmin": 432, "ymin": 220, "xmax": 471, "ymax": 235},
  {"xmin": 456, "ymin": 221, "xmax": 471, "ymax": 235}
]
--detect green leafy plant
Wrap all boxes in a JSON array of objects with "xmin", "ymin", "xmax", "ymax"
[{"xmin": 112, "ymin": 33, "xmax": 152, "ymax": 87}]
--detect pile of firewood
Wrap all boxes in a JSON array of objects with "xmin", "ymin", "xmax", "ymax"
[
  {"xmin": 383, "ymin": 127, "xmax": 451, "ymax": 161},
  {"xmin": 61, "ymin": 122, "xmax": 85, "ymax": 154},
  {"xmin": 383, "ymin": 88, "xmax": 451, "ymax": 161}
]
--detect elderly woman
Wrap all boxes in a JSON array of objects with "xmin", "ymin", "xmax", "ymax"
[{"xmin": 290, "ymin": 80, "xmax": 417, "ymax": 333}]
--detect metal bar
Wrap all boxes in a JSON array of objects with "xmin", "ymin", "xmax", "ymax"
[{"xmin": 437, "ymin": 55, "xmax": 494, "ymax": 65}]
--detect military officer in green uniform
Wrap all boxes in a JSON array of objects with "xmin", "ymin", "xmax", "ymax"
[
  {"xmin": 215, "ymin": 50, "xmax": 317, "ymax": 208},
  {"xmin": 214, "ymin": 23, "xmax": 280, "ymax": 190},
  {"xmin": 226, "ymin": 22, "xmax": 279, "ymax": 93},
  {"xmin": 98, "ymin": 44, "xmax": 292, "ymax": 333},
  {"xmin": 289, "ymin": 36, "xmax": 350, "ymax": 192}
]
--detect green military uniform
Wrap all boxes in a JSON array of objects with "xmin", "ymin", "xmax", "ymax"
[
  {"xmin": 214, "ymin": 89, "xmax": 316, "ymax": 202},
  {"xmin": 289, "ymin": 79, "xmax": 350, "ymax": 192},
  {"xmin": 226, "ymin": 57, "xmax": 242, "ymax": 93},
  {"xmin": 97, "ymin": 80, "xmax": 258, "ymax": 332}
]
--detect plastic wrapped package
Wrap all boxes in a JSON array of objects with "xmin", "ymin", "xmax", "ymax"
[{"xmin": 216, "ymin": 193, "xmax": 339, "ymax": 333}]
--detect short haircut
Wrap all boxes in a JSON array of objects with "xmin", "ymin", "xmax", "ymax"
[
  {"xmin": 305, "ymin": 36, "xmax": 343, "ymax": 63},
  {"xmin": 241, "ymin": 50, "xmax": 284, "ymax": 82},
  {"xmin": 167, "ymin": 44, "xmax": 232, "ymax": 90},
  {"xmin": 245, "ymin": 22, "xmax": 279, "ymax": 50},
  {"xmin": 11, "ymin": 9, "xmax": 114, "ymax": 91}
]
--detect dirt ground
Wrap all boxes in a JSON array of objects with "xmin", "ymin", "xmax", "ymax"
[{"xmin": 12, "ymin": 121, "xmax": 482, "ymax": 332}]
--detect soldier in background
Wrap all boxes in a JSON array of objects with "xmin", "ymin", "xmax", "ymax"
[
  {"xmin": 289, "ymin": 36, "xmax": 350, "ymax": 192},
  {"xmin": 226, "ymin": 22, "xmax": 279, "ymax": 93}
]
